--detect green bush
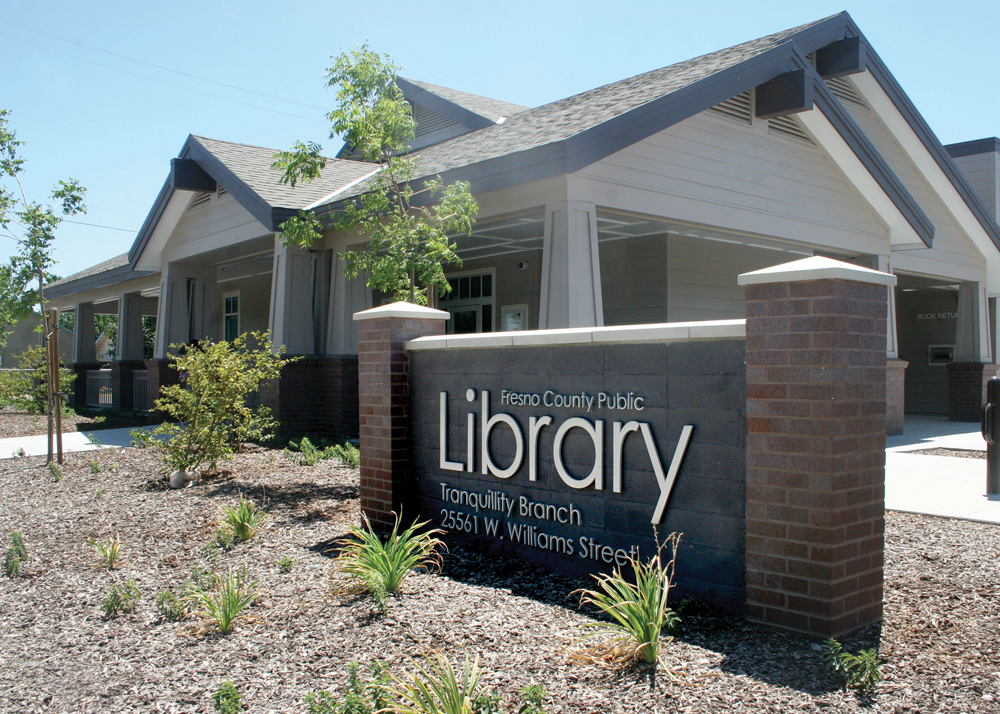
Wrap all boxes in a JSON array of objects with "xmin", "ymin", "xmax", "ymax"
[
  {"xmin": 277, "ymin": 556, "xmax": 295, "ymax": 573},
  {"xmin": 151, "ymin": 331, "xmax": 290, "ymax": 474},
  {"xmin": 129, "ymin": 427, "xmax": 157, "ymax": 449},
  {"xmin": 3, "ymin": 531, "xmax": 27, "ymax": 578},
  {"xmin": 823, "ymin": 638, "xmax": 881, "ymax": 695},
  {"xmin": 336, "ymin": 513, "xmax": 444, "ymax": 611},
  {"xmin": 576, "ymin": 532, "xmax": 682, "ymax": 667},
  {"xmin": 0, "ymin": 347, "xmax": 76, "ymax": 414},
  {"xmin": 285, "ymin": 437, "xmax": 360, "ymax": 468},
  {"xmin": 155, "ymin": 590, "xmax": 188, "ymax": 622},
  {"xmin": 212, "ymin": 680, "xmax": 243, "ymax": 713},
  {"xmin": 101, "ymin": 580, "xmax": 140, "ymax": 618}
]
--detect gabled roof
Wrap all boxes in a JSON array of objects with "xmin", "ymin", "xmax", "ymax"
[
  {"xmin": 313, "ymin": 11, "xmax": 1000, "ymax": 256},
  {"xmin": 127, "ymin": 135, "xmax": 375, "ymax": 270}
]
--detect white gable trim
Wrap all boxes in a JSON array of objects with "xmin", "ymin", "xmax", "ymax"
[{"xmin": 134, "ymin": 191, "xmax": 194, "ymax": 272}]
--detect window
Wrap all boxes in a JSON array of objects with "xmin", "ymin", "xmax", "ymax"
[
  {"xmin": 438, "ymin": 271, "xmax": 494, "ymax": 334},
  {"xmin": 224, "ymin": 292, "xmax": 240, "ymax": 341}
]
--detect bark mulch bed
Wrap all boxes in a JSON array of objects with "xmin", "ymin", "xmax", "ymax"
[
  {"xmin": 1, "ymin": 447, "xmax": 998, "ymax": 713},
  {"xmin": 0, "ymin": 406, "xmax": 150, "ymax": 440},
  {"xmin": 910, "ymin": 447, "xmax": 987, "ymax": 459}
]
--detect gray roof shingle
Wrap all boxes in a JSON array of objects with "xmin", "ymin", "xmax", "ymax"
[
  {"xmin": 400, "ymin": 78, "xmax": 528, "ymax": 122},
  {"xmin": 330, "ymin": 16, "xmax": 833, "ymax": 203},
  {"xmin": 47, "ymin": 253, "xmax": 130, "ymax": 289},
  {"xmin": 189, "ymin": 136, "xmax": 376, "ymax": 210}
]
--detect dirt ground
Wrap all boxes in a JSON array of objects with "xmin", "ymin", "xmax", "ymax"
[{"xmin": 0, "ymin": 445, "xmax": 997, "ymax": 713}]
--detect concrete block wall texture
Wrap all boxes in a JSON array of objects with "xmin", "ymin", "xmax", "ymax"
[
  {"xmin": 740, "ymin": 257, "xmax": 894, "ymax": 639},
  {"xmin": 947, "ymin": 362, "xmax": 999, "ymax": 422},
  {"xmin": 886, "ymin": 359, "xmax": 908, "ymax": 436},
  {"xmin": 355, "ymin": 304, "xmax": 448, "ymax": 531}
]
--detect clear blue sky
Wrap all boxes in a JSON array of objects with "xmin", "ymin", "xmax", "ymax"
[{"xmin": 1, "ymin": 0, "xmax": 998, "ymax": 277}]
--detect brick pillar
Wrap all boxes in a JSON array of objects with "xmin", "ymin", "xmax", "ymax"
[
  {"xmin": 71, "ymin": 362, "xmax": 103, "ymax": 407},
  {"xmin": 947, "ymin": 362, "xmax": 999, "ymax": 422},
  {"xmin": 110, "ymin": 361, "xmax": 146, "ymax": 411},
  {"xmin": 144, "ymin": 359, "xmax": 180, "ymax": 424},
  {"xmin": 886, "ymin": 359, "xmax": 908, "ymax": 436},
  {"xmin": 739, "ymin": 256, "xmax": 895, "ymax": 639},
  {"xmin": 354, "ymin": 303, "xmax": 448, "ymax": 531}
]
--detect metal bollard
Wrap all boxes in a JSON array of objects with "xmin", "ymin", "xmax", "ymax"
[{"xmin": 982, "ymin": 376, "xmax": 1000, "ymax": 495}]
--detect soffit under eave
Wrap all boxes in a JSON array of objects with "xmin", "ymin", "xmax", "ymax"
[{"xmin": 132, "ymin": 190, "xmax": 195, "ymax": 272}]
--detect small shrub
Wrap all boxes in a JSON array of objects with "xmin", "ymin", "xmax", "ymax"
[
  {"xmin": 385, "ymin": 652, "xmax": 486, "ymax": 714},
  {"xmin": 3, "ymin": 347, "xmax": 76, "ymax": 415},
  {"xmin": 517, "ymin": 685, "xmax": 548, "ymax": 714},
  {"xmin": 575, "ymin": 531, "xmax": 682, "ymax": 667},
  {"xmin": 214, "ymin": 528, "xmax": 236, "ymax": 552},
  {"xmin": 89, "ymin": 460, "xmax": 101, "ymax": 474},
  {"xmin": 4, "ymin": 532, "xmax": 27, "ymax": 578},
  {"xmin": 12, "ymin": 447, "xmax": 26, "ymax": 458},
  {"xmin": 305, "ymin": 661, "xmax": 390, "ymax": 714},
  {"xmin": 95, "ymin": 488, "xmax": 104, "ymax": 500},
  {"xmin": 48, "ymin": 462, "xmax": 62, "ymax": 482},
  {"xmin": 101, "ymin": 580, "xmax": 140, "ymax": 618},
  {"xmin": 221, "ymin": 496, "xmax": 267, "ymax": 542},
  {"xmin": 151, "ymin": 331, "xmax": 290, "ymax": 474},
  {"xmin": 190, "ymin": 568, "xmax": 258, "ymax": 634},
  {"xmin": 336, "ymin": 513, "xmax": 444, "ymax": 612},
  {"xmin": 212, "ymin": 680, "xmax": 243, "ymax": 713},
  {"xmin": 92, "ymin": 533, "xmax": 123, "ymax": 569},
  {"xmin": 277, "ymin": 556, "xmax": 295, "ymax": 573},
  {"xmin": 155, "ymin": 590, "xmax": 188, "ymax": 622},
  {"xmin": 189, "ymin": 565, "xmax": 221, "ymax": 592},
  {"xmin": 823, "ymin": 638, "xmax": 881, "ymax": 695},
  {"xmin": 285, "ymin": 437, "xmax": 360, "ymax": 468},
  {"xmin": 87, "ymin": 432, "xmax": 102, "ymax": 447},
  {"xmin": 130, "ymin": 427, "xmax": 156, "ymax": 449}
]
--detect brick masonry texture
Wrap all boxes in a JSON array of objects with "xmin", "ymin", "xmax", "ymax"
[
  {"xmin": 886, "ymin": 360, "xmax": 907, "ymax": 436},
  {"xmin": 110, "ymin": 361, "xmax": 147, "ymax": 412},
  {"xmin": 71, "ymin": 362, "xmax": 104, "ymax": 408},
  {"xmin": 745, "ymin": 278, "xmax": 887, "ymax": 639},
  {"xmin": 947, "ymin": 362, "xmax": 998, "ymax": 423},
  {"xmin": 144, "ymin": 359, "xmax": 180, "ymax": 424},
  {"xmin": 260, "ymin": 357, "xmax": 360, "ymax": 442},
  {"xmin": 357, "ymin": 316, "xmax": 446, "ymax": 531}
]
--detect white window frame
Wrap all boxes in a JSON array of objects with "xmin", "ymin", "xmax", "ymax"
[
  {"xmin": 440, "ymin": 268, "xmax": 496, "ymax": 335},
  {"xmin": 501, "ymin": 304, "xmax": 529, "ymax": 332},
  {"xmin": 223, "ymin": 290, "xmax": 241, "ymax": 342}
]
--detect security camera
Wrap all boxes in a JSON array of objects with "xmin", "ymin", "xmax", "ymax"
[{"xmin": 518, "ymin": 261, "xmax": 529, "ymax": 270}]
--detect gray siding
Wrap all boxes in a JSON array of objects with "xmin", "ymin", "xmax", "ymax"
[
  {"xmin": 219, "ymin": 273, "xmax": 272, "ymax": 338},
  {"xmin": 600, "ymin": 235, "xmax": 667, "ymax": 326},
  {"xmin": 451, "ymin": 251, "xmax": 542, "ymax": 330},
  {"xmin": 951, "ymin": 152, "xmax": 999, "ymax": 222}
]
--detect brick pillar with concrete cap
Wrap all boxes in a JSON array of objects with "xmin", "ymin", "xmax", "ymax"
[
  {"xmin": 354, "ymin": 302, "xmax": 449, "ymax": 530},
  {"xmin": 739, "ymin": 256, "xmax": 895, "ymax": 639}
]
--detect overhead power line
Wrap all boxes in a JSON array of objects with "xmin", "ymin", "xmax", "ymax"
[
  {"xmin": 0, "ymin": 17, "xmax": 327, "ymax": 112},
  {"xmin": 0, "ymin": 33, "xmax": 326, "ymax": 124},
  {"xmin": 61, "ymin": 220, "xmax": 137, "ymax": 233}
]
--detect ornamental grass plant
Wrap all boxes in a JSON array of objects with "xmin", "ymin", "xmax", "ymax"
[
  {"xmin": 190, "ymin": 567, "xmax": 259, "ymax": 634},
  {"xmin": 573, "ymin": 531, "xmax": 682, "ymax": 669},
  {"xmin": 221, "ymin": 496, "xmax": 267, "ymax": 542},
  {"xmin": 335, "ymin": 513, "xmax": 444, "ymax": 611},
  {"xmin": 384, "ymin": 652, "xmax": 486, "ymax": 714}
]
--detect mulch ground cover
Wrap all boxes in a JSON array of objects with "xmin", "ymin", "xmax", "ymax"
[
  {"xmin": 0, "ymin": 445, "xmax": 998, "ymax": 713},
  {"xmin": 0, "ymin": 406, "xmax": 149, "ymax": 440}
]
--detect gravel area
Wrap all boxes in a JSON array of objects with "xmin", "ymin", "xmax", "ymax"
[
  {"xmin": 0, "ymin": 406, "xmax": 149, "ymax": 439},
  {"xmin": 1, "ymin": 447, "xmax": 998, "ymax": 713},
  {"xmin": 910, "ymin": 447, "xmax": 987, "ymax": 459}
]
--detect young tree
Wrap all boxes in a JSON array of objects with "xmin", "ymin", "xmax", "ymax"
[
  {"xmin": 272, "ymin": 45, "xmax": 478, "ymax": 304},
  {"xmin": 0, "ymin": 108, "xmax": 86, "ymax": 453}
]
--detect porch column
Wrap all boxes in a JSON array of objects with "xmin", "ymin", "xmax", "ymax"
[
  {"xmin": 154, "ymin": 263, "xmax": 191, "ymax": 358},
  {"xmin": 538, "ymin": 200, "xmax": 604, "ymax": 328},
  {"xmin": 73, "ymin": 302, "xmax": 97, "ymax": 364},
  {"xmin": 327, "ymin": 253, "xmax": 373, "ymax": 355},
  {"xmin": 116, "ymin": 292, "xmax": 144, "ymax": 362},
  {"xmin": 948, "ymin": 281, "xmax": 997, "ymax": 421},
  {"xmin": 878, "ymin": 256, "xmax": 906, "ymax": 435},
  {"xmin": 269, "ymin": 241, "xmax": 314, "ymax": 355}
]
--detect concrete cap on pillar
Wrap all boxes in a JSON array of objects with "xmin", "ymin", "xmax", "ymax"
[
  {"xmin": 353, "ymin": 301, "xmax": 451, "ymax": 321},
  {"xmin": 737, "ymin": 256, "xmax": 897, "ymax": 287}
]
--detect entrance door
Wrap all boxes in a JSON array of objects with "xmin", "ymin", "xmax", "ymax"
[{"xmin": 439, "ymin": 271, "xmax": 494, "ymax": 334}]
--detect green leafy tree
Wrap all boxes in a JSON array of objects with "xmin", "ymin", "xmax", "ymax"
[
  {"xmin": 151, "ymin": 330, "xmax": 289, "ymax": 474},
  {"xmin": 0, "ymin": 109, "xmax": 87, "ymax": 346},
  {"xmin": 273, "ymin": 44, "xmax": 478, "ymax": 305},
  {"xmin": 0, "ymin": 346, "xmax": 76, "ymax": 414}
]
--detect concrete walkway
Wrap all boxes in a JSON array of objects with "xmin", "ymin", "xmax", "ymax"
[
  {"xmin": 0, "ymin": 426, "xmax": 153, "ymax": 460},
  {"xmin": 885, "ymin": 415, "xmax": 1000, "ymax": 524}
]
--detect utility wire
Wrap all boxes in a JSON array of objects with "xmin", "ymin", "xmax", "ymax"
[
  {"xmin": 0, "ymin": 17, "xmax": 327, "ymax": 111},
  {"xmin": 0, "ymin": 33, "xmax": 326, "ymax": 124},
  {"xmin": 61, "ymin": 220, "xmax": 136, "ymax": 233}
]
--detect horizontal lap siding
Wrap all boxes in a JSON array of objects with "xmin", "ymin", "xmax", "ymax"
[
  {"xmin": 167, "ymin": 196, "xmax": 266, "ymax": 253},
  {"xmin": 845, "ymin": 106, "xmax": 984, "ymax": 268},
  {"xmin": 451, "ymin": 252, "xmax": 541, "ymax": 330},
  {"xmin": 951, "ymin": 153, "xmax": 998, "ymax": 220},
  {"xmin": 600, "ymin": 235, "xmax": 667, "ymax": 325},
  {"xmin": 579, "ymin": 112, "xmax": 888, "ymax": 245},
  {"xmin": 668, "ymin": 236, "xmax": 794, "ymax": 322},
  {"xmin": 220, "ymin": 273, "xmax": 272, "ymax": 336}
]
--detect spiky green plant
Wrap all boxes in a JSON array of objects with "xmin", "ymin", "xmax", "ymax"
[
  {"xmin": 305, "ymin": 661, "xmax": 391, "ymax": 713},
  {"xmin": 48, "ymin": 461, "xmax": 61, "ymax": 482},
  {"xmin": 277, "ymin": 556, "xmax": 294, "ymax": 573},
  {"xmin": 385, "ymin": 652, "xmax": 486, "ymax": 714},
  {"xmin": 191, "ymin": 568, "xmax": 258, "ymax": 634},
  {"xmin": 575, "ymin": 532, "xmax": 682, "ymax": 666},
  {"xmin": 155, "ymin": 590, "xmax": 188, "ymax": 622},
  {"xmin": 823, "ymin": 638, "xmax": 881, "ymax": 695},
  {"xmin": 101, "ymin": 580, "xmax": 140, "ymax": 618},
  {"xmin": 91, "ymin": 533, "xmax": 123, "ymax": 569},
  {"xmin": 220, "ymin": 496, "xmax": 267, "ymax": 542},
  {"xmin": 3, "ymin": 531, "xmax": 26, "ymax": 578},
  {"xmin": 336, "ymin": 513, "xmax": 444, "ymax": 611}
]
